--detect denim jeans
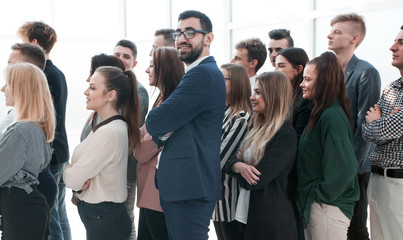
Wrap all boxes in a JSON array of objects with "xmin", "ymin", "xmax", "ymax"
[
  {"xmin": 78, "ymin": 200, "xmax": 132, "ymax": 240},
  {"xmin": 49, "ymin": 162, "xmax": 71, "ymax": 240},
  {"xmin": 125, "ymin": 181, "xmax": 137, "ymax": 240}
]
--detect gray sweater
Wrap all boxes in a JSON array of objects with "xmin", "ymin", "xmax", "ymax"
[{"xmin": 0, "ymin": 121, "xmax": 52, "ymax": 194}]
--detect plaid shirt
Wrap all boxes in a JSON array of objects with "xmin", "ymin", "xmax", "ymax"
[{"xmin": 362, "ymin": 77, "xmax": 403, "ymax": 168}]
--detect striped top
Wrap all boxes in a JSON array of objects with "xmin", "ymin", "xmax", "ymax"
[
  {"xmin": 212, "ymin": 106, "xmax": 250, "ymax": 222},
  {"xmin": 0, "ymin": 121, "xmax": 52, "ymax": 194}
]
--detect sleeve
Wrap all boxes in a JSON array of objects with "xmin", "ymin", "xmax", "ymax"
[
  {"xmin": 353, "ymin": 67, "xmax": 381, "ymax": 160},
  {"xmin": 0, "ymin": 127, "xmax": 26, "ymax": 186},
  {"xmin": 145, "ymin": 68, "xmax": 211, "ymax": 137},
  {"xmin": 134, "ymin": 126, "xmax": 160, "ymax": 164},
  {"xmin": 45, "ymin": 70, "xmax": 63, "ymax": 122},
  {"xmin": 224, "ymin": 154, "xmax": 243, "ymax": 177},
  {"xmin": 362, "ymin": 108, "xmax": 403, "ymax": 143},
  {"xmin": 294, "ymin": 99, "xmax": 313, "ymax": 141},
  {"xmin": 238, "ymin": 125, "xmax": 297, "ymax": 191},
  {"xmin": 137, "ymin": 83, "xmax": 149, "ymax": 126},
  {"xmin": 314, "ymin": 131, "xmax": 358, "ymax": 203},
  {"xmin": 220, "ymin": 114, "xmax": 248, "ymax": 169},
  {"xmin": 63, "ymin": 127, "xmax": 126, "ymax": 191}
]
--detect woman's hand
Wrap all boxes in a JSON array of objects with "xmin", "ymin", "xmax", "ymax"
[{"xmin": 232, "ymin": 162, "xmax": 261, "ymax": 185}]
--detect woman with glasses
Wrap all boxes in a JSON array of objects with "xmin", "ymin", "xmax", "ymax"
[
  {"xmin": 63, "ymin": 66, "xmax": 141, "ymax": 240},
  {"xmin": 135, "ymin": 47, "xmax": 184, "ymax": 240},
  {"xmin": 226, "ymin": 71, "xmax": 298, "ymax": 239},
  {"xmin": 296, "ymin": 52, "xmax": 359, "ymax": 240},
  {"xmin": 212, "ymin": 63, "xmax": 252, "ymax": 240},
  {"xmin": 0, "ymin": 63, "xmax": 55, "ymax": 239}
]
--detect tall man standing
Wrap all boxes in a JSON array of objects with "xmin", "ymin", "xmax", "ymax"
[
  {"xmin": 114, "ymin": 39, "xmax": 149, "ymax": 240},
  {"xmin": 18, "ymin": 21, "xmax": 71, "ymax": 240},
  {"xmin": 363, "ymin": 25, "xmax": 403, "ymax": 240},
  {"xmin": 145, "ymin": 10, "xmax": 226, "ymax": 240},
  {"xmin": 327, "ymin": 13, "xmax": 381, "ymax": 240}
]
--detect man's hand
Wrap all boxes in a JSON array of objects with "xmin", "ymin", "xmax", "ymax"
[{"xmin": 365, "ymin": 104, "xmax": 382, "ymax": 124}]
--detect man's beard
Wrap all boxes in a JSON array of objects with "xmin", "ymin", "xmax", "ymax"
[{"xmin": 178, "ymin": 41, "xmax": 204, "ymax": 65}]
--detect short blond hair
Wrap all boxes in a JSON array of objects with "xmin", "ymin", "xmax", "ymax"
[
  {"xmin": 6, "ymin": 63, "xmax": 55, "ymax": 142},
  {"xmin": 331, "ymin": 13, "xmax": 366, "ymax": 47}
]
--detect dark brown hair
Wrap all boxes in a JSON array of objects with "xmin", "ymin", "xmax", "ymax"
[
  {"xmin": 11, "ymin": 43, "xmax": 46, "ymax": 70},
  {"xmin": 278, "ymin": 47, "xmax": 309, "ymax": 110},
  {"xmin": 90, "ymin": 54, "xmax": 125, "ymax": 76},
  {"xmin": 152, "ymin": 47, "xmax": 185, "ymax": 108},
  {"xmin": 95, "ymin": 66, "xmax": 141, "ymax": 149},
  {"xmin": 305, "ymin": 52, "xmax": 351, "ymax": 131},
  {"xmin": 18, "ymin": 21, "xmax": 57, "ymax": 53},
  {"xmin": 235, "ymin": 38, "xmax": 267, "ymax": 72}
]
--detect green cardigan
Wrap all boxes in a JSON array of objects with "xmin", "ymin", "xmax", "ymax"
[{"xmin": 296, "ymin": 101, "xmax": 359, "ymax": 227}]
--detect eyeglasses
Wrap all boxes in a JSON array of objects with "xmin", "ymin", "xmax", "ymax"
[{"xmin": 171, "ymin": 29, "xmax": 209, "ymax": 41}]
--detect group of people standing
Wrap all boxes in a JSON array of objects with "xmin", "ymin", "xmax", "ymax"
[{"xmin": 0, "ymin": 9, "xmax": 402, "ymax": 240}]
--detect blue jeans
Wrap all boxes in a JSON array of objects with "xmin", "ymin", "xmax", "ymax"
[
  {"xmin": 49, "ymin": 162, "xmax": 71, "ymax": 240},
  {"xmin": 160, "ymin": 198, "xmax": 215, "ymax": 240},
  {"xmin": 78, "ymin": 201, "xmax": 132, "ymax": 240}
]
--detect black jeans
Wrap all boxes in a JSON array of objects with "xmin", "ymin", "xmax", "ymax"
[
  {"xmin": 0, "ymin": 185, "xmax": 50, "ymax": 240},
  {"xmin": 137, "ymin": 207, "xmax": 169, "ymax": 240},
  {"xmin": 347, "ymin": 172, "xmax": 370, "ymax": 240},
  {"xmin": 77, "ymin": 200, "xmax": 131, "ymax": 240}
]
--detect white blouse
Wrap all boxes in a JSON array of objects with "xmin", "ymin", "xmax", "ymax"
[{"xmin": 63, "ymin": 118, "xmax": 128, "ymax": 204}]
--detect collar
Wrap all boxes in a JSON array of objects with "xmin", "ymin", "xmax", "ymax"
[
  {"xmin": 391, "ymin": 77, "xmax": 403, "ymax": 89},
  {"xmin": 92, "ymin": 115, "xmax": 125, "ymax": 133},
  {"xmin": 345, "ymin": 54, "xmax": 358, "ymax": 82},
  {"xmin": 185, "ymin": 56, "xmax": 210, "ymax": 73}
]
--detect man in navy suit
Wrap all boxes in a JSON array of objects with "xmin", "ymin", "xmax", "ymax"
[
  {"xmin": 145, "ymin": 10, "xmax": 226, "ymax": 240},
  {"xmin": 328, "ymin": 13, "xmax": 381, "ymax": 240}
]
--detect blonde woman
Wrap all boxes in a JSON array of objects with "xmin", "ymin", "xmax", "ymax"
[
  {"xmin": 0, "ymin": 63, "xmax": 55, "ymax": 239},
  {"xmin": 226, "ymin": 71, "xmax": 298, "ymax": 239},
  {"xmin": 212, "ymin": 63, "xmax": 252, "ymax": 240}
]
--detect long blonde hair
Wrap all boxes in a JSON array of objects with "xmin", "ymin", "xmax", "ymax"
[
  {"xmin": 6, "ymin": 63, "xmax": 55, "ymax": 142},
  {"xmin": 241, "ymin": 71, "xmax": 292, "ymax": 165}
]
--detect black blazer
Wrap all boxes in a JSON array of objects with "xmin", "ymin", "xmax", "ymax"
[{"xmin": 227, "ymin": 122, "xmax": 298, "ymax": 239}]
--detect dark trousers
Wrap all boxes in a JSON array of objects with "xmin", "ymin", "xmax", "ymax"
[
  {"xmin": 138, "ymin": 207, "xmax": 169, "ymax": 240},
  {"xmin": 347, "ymin": 172, "xmax": 370, "ymax": 240},
  {"xmin": 77, "ymin": 200, "xmax": 131, "ymax": 240},
  {"xmin": 213, "ymin": 220, "xmax": 245, "ymax": 240},
  {"xmin": 0, "ymin": 185, "xmax": 50, "ymax": 240},
  {"xmin": 160, "ymin": 198, "xmax": 215, "ymax": 240}
]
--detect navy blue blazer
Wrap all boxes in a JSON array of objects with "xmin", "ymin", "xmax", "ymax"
[
  {"xmin": 345, "ymin": 55, "xmax": 381, "ymax": 173},
  {"xmin": 145, "ymin": 56, "xmax": 226, "ymax": 202},
  {"xmin": 44, "ymin": 60, "xmax": 69, "ymax": 166}
]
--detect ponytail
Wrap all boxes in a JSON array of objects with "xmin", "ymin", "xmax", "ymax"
[
  {"xmin": 95, "ymin": 66, "xmax": 141, "ymax": 149},
  {"xmin": 123, "ymin": 70, "xmax": 141, "ymax": 150}
]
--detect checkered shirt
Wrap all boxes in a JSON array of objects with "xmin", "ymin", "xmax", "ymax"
[{"xmin": 362, "ymin": 77, "xmax": 403, "ymax": 168}]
